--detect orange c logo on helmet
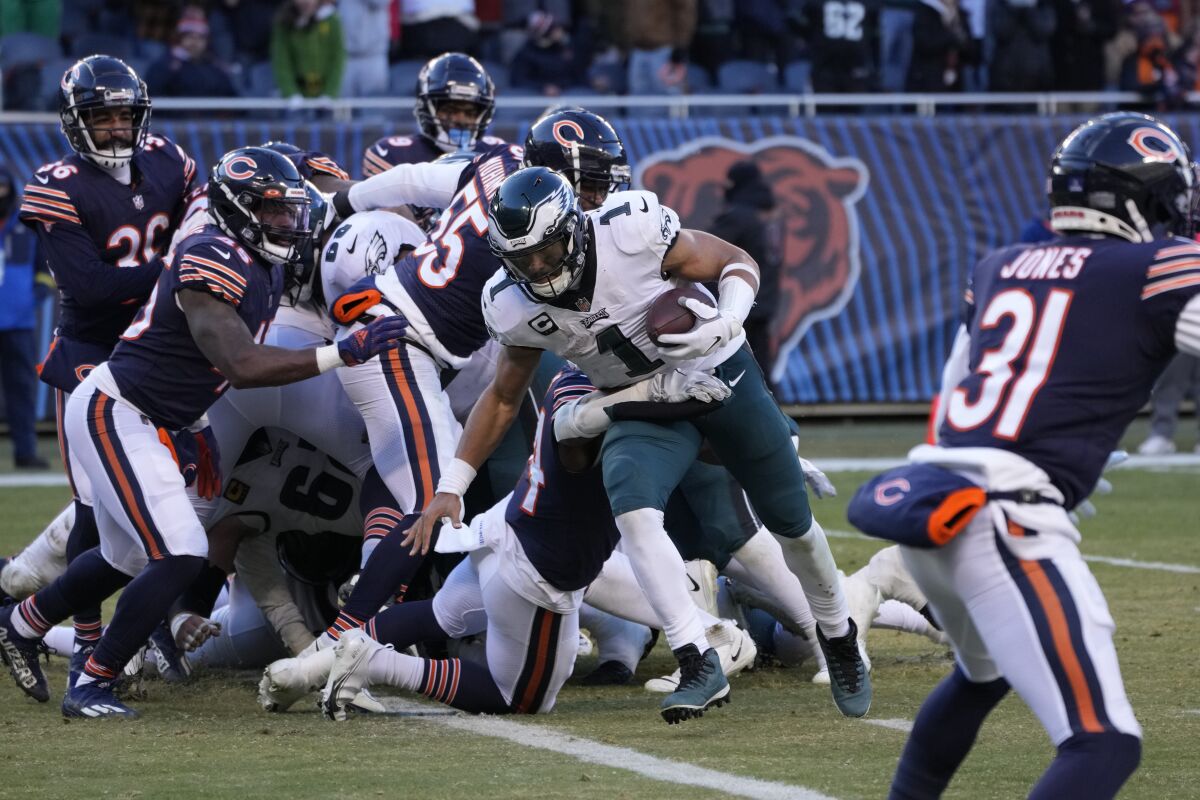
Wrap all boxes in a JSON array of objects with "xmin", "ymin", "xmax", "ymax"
[
  {"xmin": 224, "ymin": 155, "xmax": 258, "ymax": 180},
  {"xmin": 552, "ymin": 120, "xmax": 586, "ymax": 148},
  {"xmin": 1128, "ymin": 128, "xmax": 1185, "ymax": 164}
]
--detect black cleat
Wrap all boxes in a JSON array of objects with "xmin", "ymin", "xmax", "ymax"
[
  {"xmin": 659, "ymin": 645, "xmax": 729, "ymax": 725},
  {"xmin": 0, "ymin": 603, "xmax": 49, "ymax": 702},
  {"xmin": 816, "ymin": 618, "xmax": 873, "ymax": 717},
  {"xmin": 581, "ymin": 660, "xmax": 634, "ymax": 686}
]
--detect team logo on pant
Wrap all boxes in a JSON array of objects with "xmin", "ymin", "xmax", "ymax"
[{"xmin": 635, "ymin": 136, "xmax": 868, "ymax": 380}]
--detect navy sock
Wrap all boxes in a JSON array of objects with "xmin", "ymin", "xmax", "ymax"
[
  {"xmin": 366, "ymin": 599, "xmax": 449, "ymax": 649},
  {"xmin": 87, "ymin": 554, "xmax": 204, "ymax": 679},
  {"xmin": 742, "ymin": 606, "xmax": 779, "ymax": 656},
  {"xmin": 18, "ymin": 548, "xmax": 129, "ymax": 637},
  {"xmin": 889, "ymin": 666, "xmax": 1010, "ymax": 800},
  {"xmin": 340, "ymin": 514, "xmax": 428, "ymax": 623},
  {"xmin": 66, "ymin": 502, "xmax": 104, "ymax": 642},
  {"xmin": 418, "ymin": 657, "xmax": 510, "ymax": 714},
  {"xmin": 1029, "ymin": 732, "xmax": 1141, "ymax": 800}
]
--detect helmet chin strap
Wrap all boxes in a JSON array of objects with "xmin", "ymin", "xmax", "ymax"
[{"xmin": 1050, "ymin": 205, "xmax": 1147, "ymax": 243}]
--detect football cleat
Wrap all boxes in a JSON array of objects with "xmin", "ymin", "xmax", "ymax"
[
  {"xmin": 841, "ymin": 569, "xmax": 877, "ymax": 677},
  {"xmin": 258, "ymin": 647, "xmax": 336, "ymax": 712},
  {"xmin": 659, "ymin": 645, "xmax": 729, "ymax": 724},
  {"xmin": 1137, "ymin": 434, "xmax": 1176, "ymax": 456},
  {"xmin": 576, "ymin": 631, "xmax": 594, "ymax": 658},
  {"xmin": 147, "ymin": 621, "xmax": 191, "ymax": 683},
  {"xmin": 62, "ymin": 680, "xmax": 140, "ymax": 719},
  {"xmin": 67, "ymin": 641, "xmax": 96, "ymax": 692},
  {"xmin": 580, "ymin": 660, "xmax": 634, "ymax": 686},
  {"xmin": 321, "ymin": 629, "xmax": 384, "ymax": 722},
  {"xmin": 645, "ymin": 620, "xmax": 755, "ymax": 693},
  {"xmin": 816, "ymin": 618, "xmax": 873, "ymax": 718},
  {"xmin": 0, "ymin": 603, "xmax": 49, "ymax": 702}
]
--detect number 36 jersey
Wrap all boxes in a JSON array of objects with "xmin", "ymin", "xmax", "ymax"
[
  {"xmin": 938, "ymin": 234, "xmax": 1200, "ymax": 508},
  {"xmin": 482, "ymin": 190, "xmax": 742, "ymax": 389}
]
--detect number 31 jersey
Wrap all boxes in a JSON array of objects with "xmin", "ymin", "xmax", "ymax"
[
  {"xmin": 939, "ymin": 234, "xmax": 1200, "ymax": 507},
  {"xmin": 482, "ymin": 190, "xmax": 742, "ymax": 389}
]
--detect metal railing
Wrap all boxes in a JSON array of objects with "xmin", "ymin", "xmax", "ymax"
[{"xmin": 2, "ymin": 90, "xmax": 1195, "ymax": 123}]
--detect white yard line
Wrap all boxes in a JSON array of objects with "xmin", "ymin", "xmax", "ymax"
[
  {"xmin": 382, "ymin": 697, "xmax": 837, "ymax": 800},
  {"xmin": 825, "ymin": 529, "xmax": 1200, "ymax": 575},
  {"xmin": 860, "ymin": 718, "xmax": 914, "ymax": 733},
  {"xmin": 0, "ymin": 473, "xmax": 69, "ymax": 487}
]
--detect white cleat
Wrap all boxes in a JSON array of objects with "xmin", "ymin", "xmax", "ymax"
[
  {"xmin": 259, "ymin": 648, "xmax": 336, "ymax": 712},
  {"xmin": 1137, "ymin": 434, "xmax": 1176, "ymax": 456},
  {"xmin": 577, "ymin": 631, "xmax": 594, "ymax": 658},
  {"xmin": 684, "ymin": 559, "xmax": 720, "ymax": 616},
  {"xmin": 321, "ymin": 629, "xmax": 385, "ymax": 721},
  {"xmin": 644, "ymin": 620, "xmax": 757, "ymax": 693}
]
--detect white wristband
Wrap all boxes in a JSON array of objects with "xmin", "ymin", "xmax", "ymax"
[
  {"xmin": 436, "ymin": 457, "xmax": 477, "ymax": 497},
  {"xmin": 718, "ymin": 265, "xmax": 758, "ymax": 325},
  {"xmin": 315, "ymin": 344, "xmax": 344, "ymax": 374}
]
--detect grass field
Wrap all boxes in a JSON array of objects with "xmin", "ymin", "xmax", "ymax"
[{"xmin": 0, "ymin": 425, "xmax": 1198, "ymax": 799}]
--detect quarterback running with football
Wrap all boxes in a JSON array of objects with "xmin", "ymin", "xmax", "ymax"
[{"xmin": 405, "ymin": 167, "xmax": 871, "ymax": 722}]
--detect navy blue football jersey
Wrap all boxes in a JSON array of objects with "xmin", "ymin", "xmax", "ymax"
[
  {"xmin": 20, "ymin": 134, "xmax": 197, "ymax": 391},
  {"xmin": 939, "ymin": 234, "xmax": 1200, "ymax": 507},
  {"xmin": 507, "ymin": 368, "xmax": 620, "ymax": 592},
  {"xmin": 108, "ymin": 225, "xmax": 283, "ymax": 430},
  {"xmin": 394, "ymin": 141, "xmax": 524, "ymax": 359},
  {"xmin": 360, "ymin": 133, "xmax": 507, "ymax": 178},
  {"xmin": 361, "ymin": 133, "xmax": 508, "ymax": 232}
]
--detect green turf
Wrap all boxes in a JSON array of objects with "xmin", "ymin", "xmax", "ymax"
[{"xmin": 1, "ymin": 469, "xmax": 1198, "ymax": 799}]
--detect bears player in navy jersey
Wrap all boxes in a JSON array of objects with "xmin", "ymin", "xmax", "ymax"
[
  {"xmin": 360, "ymin": 53, "xmax": 504, "ymax": 231},
  {"xmin": 853, "ymin": 113, "xmax": 1200, "ymax": 800},
  {"xmin": 17, "ymin": 54, "xmax": 198, "ymax": 684},
  {"xmin": 0, "ymin": 147, "xmax": 408, "ymax": 719}
]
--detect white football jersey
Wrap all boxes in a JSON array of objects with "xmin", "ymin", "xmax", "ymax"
[
  {"xmin": 210, "ymin": 427, "xmax": 363, "ymax": 539},
  {"xmin": 482, "ymin": 190, "xmax": 743, "ymax": 388},
  {"xmin": 320, "ymin": 209, "xmax": 426, "ymax": 312}
]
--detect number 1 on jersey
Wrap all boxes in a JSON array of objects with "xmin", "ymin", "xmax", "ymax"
[{"xmin": 596, "ymin": 324, "xmax": 663, "ymax": 377}]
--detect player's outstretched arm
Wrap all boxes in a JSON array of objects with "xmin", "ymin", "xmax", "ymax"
[
  {"xmin": 402, "ymin": 343, "xmax": 543, "ymax": 556},
  {"xmin": 180, "ymin": 288, "xmax": 408, "ymax": 388},
  {"xmin": 330, "ymin": 160, "xmax": 467, "ymax": 218}
]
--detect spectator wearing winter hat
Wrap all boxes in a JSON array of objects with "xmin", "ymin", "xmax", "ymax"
[
  {"xmin": 145, "ymin": 8, "xmax": 239, "ymax": 99},
  {"xmin": 510, "ymin": 11, "xmax": 583, "ymax": 96},
  {"xmin": 709, "ymin": 161, "xmax": 782, "ymax": 370}
]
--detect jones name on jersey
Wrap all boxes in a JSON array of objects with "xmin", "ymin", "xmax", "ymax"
[{"xmin": 482, "ymin": 190, "xmax": 743, "ymax": 388}]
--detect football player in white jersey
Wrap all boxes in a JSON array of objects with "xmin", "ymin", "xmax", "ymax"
[{"xmin": 403, "ymin": 167, "xmax": 871, "ymax": 720}]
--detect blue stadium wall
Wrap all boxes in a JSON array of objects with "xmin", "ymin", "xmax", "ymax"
[{"xmin": 7, "ymin": 113, "xmax": 1199, "ymax": 410}]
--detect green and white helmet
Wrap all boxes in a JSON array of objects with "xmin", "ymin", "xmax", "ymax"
[{"xmin": 487, "ymin": 166, "xmax": 588, "ymax": 300}]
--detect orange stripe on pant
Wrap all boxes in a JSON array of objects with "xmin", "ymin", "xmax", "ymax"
[
  {"xmin": 1019, "ymin": 559, "xmax": 1104, "ymax": 734},
  {"xmin": 92, "ymin": 393, "xmax": 163, "ymax": 560},
  {"xmin": 386, "ymin": 349, "xmax": 436, "ymax": 507},
  {"xmin": 516, "ymin": 610, "xmax": 555, "ymax": 713}
]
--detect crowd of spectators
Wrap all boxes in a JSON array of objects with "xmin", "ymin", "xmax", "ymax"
[{"xmin": 1, "ymin": 0, "xmax": 1199, "ymax": 111}]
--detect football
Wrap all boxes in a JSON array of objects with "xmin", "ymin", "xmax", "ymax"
[{"xmin": 646, "ymin": 284, "xmax": 715, "ymax": 346}]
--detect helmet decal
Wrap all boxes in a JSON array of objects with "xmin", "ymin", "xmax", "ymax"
[
  {"xmin": 552, "ymin": 119, "xmax": 586, "ymax": 148},
  {"xmin": 1128, "ymin": 127, "xmax": 1186, "ymax": 164},
  {"xmin": 224, "ymin": 155, "xmax": 258, "ymax": 180}
]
